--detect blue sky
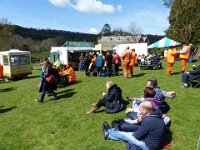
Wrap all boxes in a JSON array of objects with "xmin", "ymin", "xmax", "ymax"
[{"xmin": 0, "ymin": 0, "xmax": 170, "ymax": 35}]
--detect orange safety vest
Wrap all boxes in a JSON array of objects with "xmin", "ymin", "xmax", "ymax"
[
  {"xmin": 180, "ymin": 46, "xmax": 190, "ymax": 60},
  {"xmin": 129, "ymin": 52, "xmax": 137, "ymax": 67},
  {"xmin": 64, "ymin": 67, "xmax": 76, "ymax": 83},
  {"xmin": 91, "ymin": 56, "xmax": 96, "ymax": 65},
  {"xmin": 122, "ymin": 50, "xmax": 131, "ymax": 61},
  {"xmin": 167, "ymin": 48, "xmax": 177, "ymax": 64}
]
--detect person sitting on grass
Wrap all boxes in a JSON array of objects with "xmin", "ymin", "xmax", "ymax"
[
  {"xmin": 102, "ymin": 101, "xmax": 165, "ymax": 150},
  {"xmin": 86, "ymin": 81, "xmax": 126, "ymax": 115},
  {"xmin": 181, "ymin": 65, "xmax": 200, "ymax": 88},
  {"xmin": 114, "ymin": 87, "xmax": 161, "ymax": 133},
  {"xmin": 60, "ymin": 64, "xmax": 76, "ymax": 85},
  {"xmin": 114, "ymin": 87, "xmax": 171, "ymax": 133}
]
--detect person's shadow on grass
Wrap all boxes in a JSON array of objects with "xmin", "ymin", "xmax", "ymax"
[
  {"xmin": 171, "ymin": 72, "xmax": 181, "ymax": 75},
  {"xmin": 58, "ymin": 80, "xmax": 82, "ymax": 88},
  {"xmin": 132, "ymin": 73, "xmax": 146, "ymax": 78},
  {"xmin": 0, "ymin": 87, "xmax": 16, "ymax": 92},
  {"xmin": 52, "ymin": 88, "xmax": 76, "ymax": 101},
  {"xmin": 56, "ymin": 91, "xmax": 77, "ymax": 100},
  {"xmin": 56, "ymin": 88, "xmax": 75, "ymax": 95},
  {"xmin": 0, "ymin": 106, "xmax": 17, "ymax": 114}
]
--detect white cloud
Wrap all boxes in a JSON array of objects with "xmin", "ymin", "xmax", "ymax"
[
  {"xmin": 48, "ymin": 0, "xmax": 71, "ymax": 7},
  {"xmin": 117, "ymin": 5, "xmax": 122, "ymax": 12},
  {"xmin": 73, "ymin": 0, "xmax": 115, "ymax": 14},
  {"xmin": 89, "ymin": 27, "xmax": 98, "ymax": 34},
  {"xmin": 49, "ymin": 0, "xmax": 118, "ymax": 14}
]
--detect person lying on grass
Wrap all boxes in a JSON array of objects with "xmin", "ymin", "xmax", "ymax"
[
  {"xmin": 86, "ymin": 81, "xmax": 126, "ymax": 115},
  {"xmin": 128, "ymin": 78, "xmax": 176, "ymax": 104}
]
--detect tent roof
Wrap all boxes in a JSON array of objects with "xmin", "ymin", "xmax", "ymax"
[
  {"xmin": 148, "ymin": 37, "xmax": 181, "ymax": 49},
  {"xmin": 0, "ymin": 49, "xmax": 30, "ymax": 55}
]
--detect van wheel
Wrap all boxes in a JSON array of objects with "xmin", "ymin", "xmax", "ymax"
[{"xmin": 21, "ymin": 74, "xmax": 28, "ymax": 79}]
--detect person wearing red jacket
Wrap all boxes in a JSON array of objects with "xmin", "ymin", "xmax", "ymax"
[{"xmin": 113, "ymin": 52, "xmax": 121, "ymax": 76}]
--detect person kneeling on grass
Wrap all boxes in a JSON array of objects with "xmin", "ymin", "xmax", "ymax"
[
  {"xmin": 86, "ymin": 81, "xmax": 126, "ymax": 115},
  {"xmin": 102, "ymin": 101, "xmax": 165, "ymax": 150}
]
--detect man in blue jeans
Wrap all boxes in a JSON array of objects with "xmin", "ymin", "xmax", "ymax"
[{"xmin": 102, "ymin": 101, "xmax": 165, "ymax": 150}]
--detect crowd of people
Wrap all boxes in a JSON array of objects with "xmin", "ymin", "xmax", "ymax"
[
  {"xmin": 80, "ymin": 51, "xmax": 122, "ymax": 77},
  {"xmin": 78, "ymin": 47, "xmax": 165, "ymax": 79}
]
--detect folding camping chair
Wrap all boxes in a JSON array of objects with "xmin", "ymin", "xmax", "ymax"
[{"xmin": 190, "ymin": 77, "xmax": 200, "ymax": 88}]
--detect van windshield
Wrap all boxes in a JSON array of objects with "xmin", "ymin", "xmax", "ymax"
[{"xmin": 10, "ymin": 55, "xmax": 30, "ymax": 66}]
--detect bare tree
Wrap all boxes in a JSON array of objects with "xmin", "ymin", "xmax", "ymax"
[
  {"xmin": 128, "ymin": 21, "xmax": 142, "ymax": 42},
  {"xmin": 0, "ymin": 18, "xmax": 11, "ymax": 25}
]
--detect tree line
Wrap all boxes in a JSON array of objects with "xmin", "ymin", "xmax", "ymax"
[
  {"xmin": 1, "ymin": 0, "xmax": 199, "ymax": 55},
  {"xmin": 0, "ymin": 19, "xmax": 97, "ymax": 53}
]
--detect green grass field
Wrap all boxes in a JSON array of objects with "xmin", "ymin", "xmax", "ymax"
[{"xmin": 0, "ymin": 61, "xmax": 200, "ymax": 150}]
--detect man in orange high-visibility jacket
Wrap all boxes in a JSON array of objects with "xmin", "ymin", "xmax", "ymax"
[
  {"xmin": 63, "ymin": 65, "xmax": 76, "ymax": 84},
  {"xmin": 89, "ymin": 54, "xmax": 96, "ymax": 72},
  {"xmin": 129, "ymin": 48, "xmax": 137, "ymax": 76},
  {"xmin": 179, "ymin": 44, "xmax": 191, "ymax": 72},
  {"xmin": 166, "ymin": 47, "xmax": 177, "ymax": 76},
  {"xmin": 122, "ymin": 46, "xmax": 131, "ymax": 78}
]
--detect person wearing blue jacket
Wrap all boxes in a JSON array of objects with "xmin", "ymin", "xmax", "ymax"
[
  {"xmin": 96, "ymin": 54, "xmax": 105, "ymax": 77},
  {"xmin": 102, "ymin": 101, "xmax": 165, "ymax": 150}
]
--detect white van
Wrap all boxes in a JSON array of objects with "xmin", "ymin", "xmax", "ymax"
[{"xmin": 0, "ymin": 49, "xmax": 32, "ymax": 78}]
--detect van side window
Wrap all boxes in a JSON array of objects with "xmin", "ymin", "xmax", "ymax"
[
  {"xmin": 3, "ymin": 56, "xmax": 9, "ymax": 66},
  {"xmin": 10, "ymin": 55, "xmax": 30, "ymax": 66}
]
